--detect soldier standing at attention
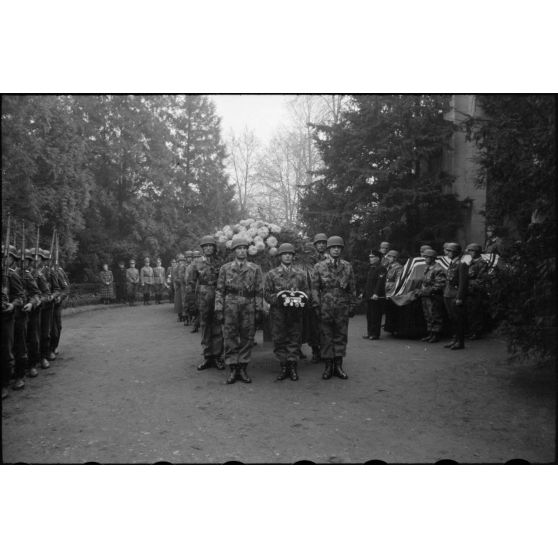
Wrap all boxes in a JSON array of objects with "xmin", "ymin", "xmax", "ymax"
[
  {"xmin": 188, "ymin": 236, "xmax": 225, "ymax": 371},
  {"xmin": 152, "ymin": 257, "xmax": 166, "ymax": 304},
  {"xmin": 51, "ymin": 256, "xmax": 70, "ymax": 358},
  {"xmin": 2, "ymin": 245, "xmax": 25, "ymax": 399},
  {"xmin": 115, "ymin": 261, "xmax": 127, "ymax": 303},
  {"xmin": 215, "ymin": 237, "xmax": 263, "ymax": 384},
  {"xmin": 140, "ymin": 257, "xmax": 154, "ymax": 305},
  {"xmin": 443, "ymin": 243, "xmax": 469, "ymax": 350},
  {"xmin": 24, "ymin": 248, "xmax": 43, "ymax": 378},
  {"xmin": 383, "ymin": 250, "xmax": 403, "ymax": 335},
  {"xmin": 311, "ymin": 236, "xmax": 357, "ymax": 380},
  {"xmin": 166, "ymin": 258, "xmax": 176, "ymax": 304},
  {"xmin": 126, "ymin": 259, "xmax": 140, "ymax": 306},
  {"xmin": 363, "ymin": 249, "xmax": 387, "ymax": 340},
  {"xmin": 36, "ymin": 249, "xmax": 55, "ymax": 369},
  {"xmin": 465, "ymin": 243, "xmax": 489, "ymax": 340},
  {"xmin": 189, "ymin": 250, "xmax": 202, "ymax": 332},
  {"xmin": 173, "ymin": 253, "xmax": 185, "ymax": 321},
  {"xmin": 45, "ymin": 250, "xmax": 62, "ymax": 361},
  {"xmin": 418, "ymin": 249, "xmax": 446, "ymax": 343},
  {"xmin": 180, "ymin": 251, "xmax": 193, "ymax": 325},
  {"xmin": 264, "ymin": 243, "xmax": 310, "ymax": 382}
]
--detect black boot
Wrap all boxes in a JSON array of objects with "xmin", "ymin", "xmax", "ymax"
[
  {"xmin": 276, "ymin": 363, "xmax": 289, "ymax": 381},
  {"xmin": 421, "ymin": 332, "xmax": 432, "ymax": 342},
  {"xmin": 311, "ymin": 347, "xmax": 320, "ymax": 363},
  {"xmin": 333, "ymin": 357, "xmax": 348, "ymax": 379},
  {"xmin": 237, "ymin": 363, "xmax": 252, "ymax": 383},
  {"xmin": 322, "ymin": 359, "xmax": 333, "ymax": 380},
  {"xmin": 428, "ymin": 333, "xmax": 440, "ymax": 343},
  {"xmin": 197, "ymin": 358, "xmax": 213, "ymax": 370},
  {"xmin": 444, "ymin": 337, "xmax": 457, "ymax": 348},
  {"xmin": 214, "ymin": 357, "xmax": 226, "ymax": 370},
  {"xmin": 289, "ymin": 361, "xmax": 299, "ymax": 381},
  {"xmin": 226, "ymin": 364, "xmax": 237, "ymax": 384}
]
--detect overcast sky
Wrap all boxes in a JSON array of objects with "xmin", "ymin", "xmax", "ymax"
[{"xmin": 211, "ymin": 94, "xmax": 294, "ymax": 143}]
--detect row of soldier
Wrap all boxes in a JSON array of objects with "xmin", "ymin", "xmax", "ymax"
[
  {"xmin": 2, "ymin": 242, "xmax": 70, "ymax": 400},
  {"xmin": 168, "ymin": 234, "xmax": 356, "ymax": 385}
]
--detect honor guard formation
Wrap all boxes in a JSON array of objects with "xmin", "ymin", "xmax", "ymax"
[{"xmin": 2, "ymin": 218, "xmax": 497, "ymax": 397}]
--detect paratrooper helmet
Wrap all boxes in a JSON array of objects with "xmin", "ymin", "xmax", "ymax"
[
  {"xmin": 326, "ymin": 236, "xmax": 344, "ymax": 248},
  {"xmin": 277, "ymin": 243, "xmax": 295, "ymax": 255}
]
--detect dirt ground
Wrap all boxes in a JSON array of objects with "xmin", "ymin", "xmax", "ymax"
[{"xmin": 1, "ymin": 303, "xmax": 555, "ymax": 464}]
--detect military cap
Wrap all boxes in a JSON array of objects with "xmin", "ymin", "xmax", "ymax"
[
  {"xmin": 277, "ymin": 243, "xmax": 295, "ymax": 255},
  {"xmin": 327, "ymin": 236, "xmax": 344, "ymax": 248},
  {"xmin": 313, "ymin": 233, "xmax": 328, "ymax": 244},
  {"xmin": 199, "ymin": 235, "xmax": 217, "ymax": 247},
  {"xmin": 386, "ymin": 249, "xmax": 399, "ymax": 258},
  {"xmin": 184, "ymin": 251, "xmax": 193, "ymax": 258},
  {"xmin": 231, "ymin": 237, "xmax": 249, "ymax": 250},
  {"xmin": 446, "ymin": 242, "xmax": 461, "ymax": 253},
  {"xmin": 369, "ymin": 249, "xmax": 382, "ymax": 258},
  {"xmin": 424, "ymin": 249, "xmax": 437, "ymax": 258},
  {"xmin": 466, "ymin": 243, "xmax": 482, "ymax": 252}
]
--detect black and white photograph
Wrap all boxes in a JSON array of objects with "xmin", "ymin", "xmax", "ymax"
[{"xmin": 2, "ymin": 93, "xmax": 555, "ymax": 464}]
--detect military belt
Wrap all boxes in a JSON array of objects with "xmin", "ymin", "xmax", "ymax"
[{"xmin": 226, "ymin": 287, "xmax": 255, "ymax": 297}]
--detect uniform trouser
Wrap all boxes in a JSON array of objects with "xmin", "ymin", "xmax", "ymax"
[
  {"xmin": 14, "ymin": 310, "xmax": 29, "ymax": 378},
  {"xmin": 466, "ymin": 291, "xmax": 484, "ymax": 335},
  {"xmin": 27, "ymin": 308, "xmax": 41, "ymax": 367},
  {"xmin": 168, "ymin": 284, "xmax": 174, "ymax": 303},
  {"xmin": 153, "ymin": 284, "xmax": 163, "ymax": 303},
  {"xmin": 142, "ymin": 284, "xmax": 152, "ymax": 303},
  {"xmin": 115, "ymin": 283, "xmax": 126, "ymax": 302},
  {"xmin": 174, "ymin": 282, "xmax": 183, "ymax": 315},
  {"xmin": 319, "ymin": 316, "xmax": 349, "ymax": 359},
  {"xmin": 384, "ymin": 299, "xmax": 399, "ymax": 333},
  {"xmin": 270, "ymin": 306, "xmax": 303, "ymax": 363},
  {"xmin": 223, "ymin": 297, "xmax": 256, "ymax": 365},
  {"xmin": 421, "ymin": 295, "xmax": 444, "ymax": 333},
  {"xmin": 444, "ymin": 297, "xmax": 466, "ymax": 344},
  {"xmin": 200, "ymin": 309, "xmax": 223, "ymax": 359},
  {"xmin": 1, "ymin": 311, "xmax": 15, "ymax": 387},
  {"xmin": 40, "ymin": 302, "xmax": 53, "ymax": 359},
  {"xmin": 50, "ymin": 302, "xmax": 62, "ymax": 352},
  {"xmin": 366, "ymin": 299, "xmax": 385, "ymax": 337},
  {"xmin": 304, "ymin": 305, "xmax": 321, "ymax": 349},
  {"xmin": 127, "ymin": 284, "xmax": 137, "ymax": 305}
]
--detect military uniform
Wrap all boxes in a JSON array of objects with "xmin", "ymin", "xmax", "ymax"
[
  {"xmin": 364, "ymin": 260, "xmax": 387, "ymax": 339},
  {"xmin": 173, "ymin": 257, "xmax": 185, "ymax": 320},
  {"xmin": 311, "ymin": 257, "xmax": 357, "ymax": 362},
  {"xmin": 466, "ymin": 254, "xmax": 489, "ymax": 338},
  {"xmin": 215, "ymin": 259, "xmax": 263, "ymax": 368},
  {"xmin": 187, "ymin": 252, "xmax": 224, "ymax": 365},
  {"xmin": 140, "ymin": 262, "xmax": 154, "ymax": 304},
  {"xmin": 443, "ymin": 249, "xmax": 469, "ymax": 349},
  {"xmin": 418, "ymin": 259, "xmax": 446, "ymax": 340},
  {"xmin": 114, "ymin": 264, "xmax": 127, "ymax": 302},
  {"xmin": 152, "ymin": 262, "xmax": 166, "ymax": 304},
  {"xmin": 50, "ymin": 264, "xmax": 69, "ymax": 355},
  {"xmin": 24, "ymin": 251, "xmax": 44, "ymax": 375},
  {"xmin": 384, "ymin": 259, "xmax": 403, "ymax": 334},
  {"xmin": 1, "ymin": 248, "xmax": 25, "ymax": 395},
  {"xmin": 126, "ymin": 264, "xmax": 140, "ymax": 305},
  {"xmin": 264, "ymin": 263, "xmax": 309, "ymax": 367},
  {"xmin": 36, "ymin": 252, "xmax": 55, "ymax": 366},
  {"xmin": 166, "ymin": 263, "xmax": 176, "ymax": 303}
]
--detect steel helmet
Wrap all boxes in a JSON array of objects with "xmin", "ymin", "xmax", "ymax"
[
  {"xmin": 192, "ymin": 250, "xmax": 201, "ymax": 257},
  {"xmin": 277, "ymin": 243, "xmax": 295, "ymax": 255},
  {"xmin": 326, "ymin": 236, "xmax": 344, "ymax": 248},
  {"xmin": 419, "ymin": 244, "xmax": 432, "ymax": 253},
  {"xmin": 184, "ymin": 250, "xmax": 193, "ymax": 257},
  {"xmin": 386, "ymin": 249, "xmax": 399, "ymax": 258},
  {"xmin": 313, "ymin": 233, "xmax": 328, "ymax": 244},
  {"xmin": 24, "ymin": 248, "xmax": 35, "ymax": 260},
  {"xmin": 446, "ymin": 242, "xmax": 461, "ymax": 253},
  {"xmin": 39, "ymin": 248, "xmax": 51, "ymax": 260},
  {"xmin": 231, "ymin": 237, "xmax": 249, "ymax": 250},
  {"xmin": 466, "ymin": 243, "xmax": 482, "ymax": 253},
  {"xmin": 424, "ymin": 249, "xmax": 437, "ymax": 258},
  {"xmin": 199, "ymin": 235, "xmax": 217, "ymax": 247}
]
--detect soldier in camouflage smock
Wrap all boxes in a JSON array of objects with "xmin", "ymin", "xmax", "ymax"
[
  {"xmin": 215, "ymin": 237, "xmax": 263, "ymax": 384},
  {"xmin": 418, "ymin": 249, "xmax": 446, "ymax": 343},
  {"xmin": 187, "ymin": 236, "xmax": 225, "ymax": 370},
  {"xmin": 311, "ymin": 236, "xmax": 357, "ymax": 380},
  {"xmin": 264, "ymin": 243, "xmax": 310, "ymax": 381},
  {"xmin": 465, "ymin": 243, "xmax": 489, "ymax": 339},
  {"xmin": 24, "ymin": 248, "xmax": 44, "ymax": 377}
]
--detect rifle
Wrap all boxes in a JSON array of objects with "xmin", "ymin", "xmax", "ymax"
[
  {"xmin": 21, "ymin": 220, "xmax": 26, "ymax": 273},
  {"xmin": 54, "ymin": 229, "xmax": 59, "ymax": 270},
  {"xmin": 48, "ymin": 227, "xmax": 56, "ymax": 273},
  {"xmin": 2, "ymin": 213, "xmax": 12, "ymax": 310},
  {"xmin": 35, "ymin": 224, "xmax": 40, "ymax": 268}
]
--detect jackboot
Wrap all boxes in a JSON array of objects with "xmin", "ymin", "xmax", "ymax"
[
  {"xmin": 41, "ymin": 358, "xmax": 50, "ymax": 369},
  {"xmin": 27, "ymin": 367, "xmax": 39, "ymax": 378},
  {"xmin": 276, "ymin": 363, "xmax": 289, "ymax": 381},
  {"xmin": 48, "ymin": 351, "xmax": 57, "ymax": 361},
  {"xmin": 237, "ymin": 363, "xmax": 252, "ymax": 384},
  {"xmin": 421, "ymin": 333, "xmax": 433, "ymax": 342},
  {"xmin": 12, "ymin": 378, "xmax": 25, "ymax": 390},
  {"xmin": 333, "ymin": 357, "xmax": 348, "ymax": 379},
  {"xmin": 289, "ymin": 361, "xmax": 299, "ymax": 381},
  {"xmin": 428, "ymin": 333, "xmax": 440, "ymax": 343},
  {"xmin": 444, "ymin": 337, "xmax": 457, "ymax": 348},
  {"xmin": 226, "ymin": 364, "xmax": 238, "ymax": 384},
  {"xmin": 322, "ymin": 359, "xmax": 333, "ymax": 380},
  {"xmin": 214, "ymin": 357, "xmax": 226, "ymax": 370}
]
